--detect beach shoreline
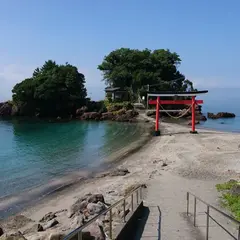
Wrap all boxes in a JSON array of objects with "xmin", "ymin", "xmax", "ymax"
[
  {"xmin": 0, "ymin": 120, "xmax": 153, "ymax": 220},
  {"xmin": 2, "ymin": 119, "xmax": 240, "ymax": 239}
]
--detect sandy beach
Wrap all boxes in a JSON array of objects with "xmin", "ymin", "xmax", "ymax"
[{"xmin": 1, "ymin": 120, "xmax": 240, "ymax": 239}]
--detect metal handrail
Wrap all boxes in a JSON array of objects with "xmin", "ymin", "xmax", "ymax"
[
  {"xmin": 64, "ymin": 186, "xmax": 143, "ymax": 240},
  {"xmin": 187, "ymin": 191, "xmax": 240, "ymax": 240}
]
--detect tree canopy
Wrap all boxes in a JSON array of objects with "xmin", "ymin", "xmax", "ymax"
[
  {"xmin": 98, "ymin": 48, "xmax": 195, "ymax": 99},
  {"xmin": 12, "ymin": 60, "xmax": 87, "ymax": 117}
]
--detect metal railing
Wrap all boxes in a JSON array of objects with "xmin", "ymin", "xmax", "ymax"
[
  {"xmin": 187, "ymin": 192, "xmax": 240, "ymax": 240},
  {"xmin": 64, "ymin": 186, "xmax": 143, "ymax": 240}
]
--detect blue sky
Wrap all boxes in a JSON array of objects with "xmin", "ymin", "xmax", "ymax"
[{"xmin": 1, "ymin": 0, "xmax": 240, "ymax": 101}]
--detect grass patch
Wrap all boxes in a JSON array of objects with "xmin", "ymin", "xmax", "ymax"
[
  {"xmin": 216, "ymin": 181, "xmax": 237, "ymax": 191},
  {"xmin": 216, "ymin": 180, "xmax": 240, "ymax": 221},
  {"xmin": 222, "ymin": 193, "xmax": 240, "ymax": 220},
  {"xmin": 104, "ymin": 98, "xmax": 133, "ymax": 112}
]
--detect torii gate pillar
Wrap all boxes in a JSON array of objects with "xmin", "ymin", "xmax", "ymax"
[
  {"xmin": 154, "ymin": 96, "xmax": 160, "ymax": 136},
  {"xmin": 190, "ymin": 96, "xmax": 198, "ymax": 134}
]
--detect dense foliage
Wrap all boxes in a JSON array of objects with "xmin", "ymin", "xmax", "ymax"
[
  {"xmin": 98, "ymin": 48, "xmax": 195, "ymax": 99},
  {"xmin": 12, "ymin": 60, "xmax": 87, "ymax": 117}
]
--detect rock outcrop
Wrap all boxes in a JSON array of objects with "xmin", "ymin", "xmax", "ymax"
[
  {"xmin": 76, "ymin": 106, "xmax": 88, "ymax": 116},
  {"xmin": 83, "ymin": 222, "xmax": 106, "ymax": 240},
  {"xmin": 199, "ymin": 115, "xmax": 207, "ymax": 121},
  {"xmin": 87, "ymin": 202, "xmax": 106, "ymax": 215},
  {"xmin": 1, "ymin": 191, "xmax": 135, "ymax": 240},
  {"xmin": 39, "ymin": 212, "xmax": 56, "ymax": 223},
  {"xmin": 76, "ymin": 109, "xmax": 138, "ymax": 122},
  {"xmin": 22, "ymin": 224, "xmax": 44, "ymax": 235},
  {"xmin": 48, "ymin": 233, "xmax": 65, "ymax": 240},
  {"xmin": 207, "ymin": 112, "xmax": 236, "ymax": 119},
  {"xmin": 0, "ymin": 102, "xmax": 13, "ymax": 116},
  {"xmin": 1, "ymin": 215, "xmax": 33, "ymax": 230},
  {"xmin": 68, "ymin": 200, "xmax": 88, "ymax": 218},
  {"xmin": 0, "ymin": 231, "xmax": 27, "ymax": 240},
  {"xmin": 100, "ymin": 112, "xmax": 114, "ymax": 120},
  {"xmin": 68, "ymin": 193, "xmax": 106, "ymax": 219},
  {"xmin": 0, "ymin": 227, "xmax": 3, "ymax": 237},
  {"xmin": 42, "ymin": 219, "xmax": 59, "ymax": 231},
  {"xmin": 80, "ymin": 112, "xmax": 101, "ymax": 121},
  {"xmin": 87, "ymin": 194, "xmax": 105, "ymax": 204},
  {"xmin": 0, "ymin": 100, "xmax": 138, "ymax": 122},
  {"xmin": 114, "ymin": 109, "xmax": 138, "ymax": 122}
]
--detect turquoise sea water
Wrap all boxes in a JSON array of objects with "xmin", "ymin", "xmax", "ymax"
[
  {"xmin": 199, "ymin": 88, "xmax": 240, "ymax": 132},
  {"xmin": 0, "ymin": 88, "xmax": 240, "ymax": 218},
  {"xmin": 0, "ymin": 120, "xmax": 143, "ymax": 200}
]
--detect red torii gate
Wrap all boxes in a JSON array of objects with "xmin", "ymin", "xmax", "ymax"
[{"xmin": 148, "ymin": 90, "xmax": 208, "ymax": 135}]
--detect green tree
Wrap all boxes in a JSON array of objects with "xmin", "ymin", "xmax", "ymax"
[
  {"xmin": 98, "ymin": 48, "xmax": 195, "ymax": 100},
  {"xmin": 12, "ymin": 60, "xmax": 87, "ymax": 117}
]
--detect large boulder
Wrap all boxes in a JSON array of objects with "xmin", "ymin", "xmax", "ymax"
[
  {"xmin": 87, "ymin": 194, "xmax": 105, "ymax": 204},
  {"xmin": 87, "ymin": 202, "xmax": 106, "ymax": 215},
  {"xmin": 115, "ymin": 109, "xmax": 126, "ymax": 116},
  {"xmin": 83, "ymin": 222, "xmax": 106, "ymax": 240},
  {"xmin": 2, "ymin": 215, "xmax": 33, "ymax": 230},
  {"xmin": 68, "ymin": 193, "xmax": 105, "ymax": 218},
  {"xmin": 70, "ymin": 215, "xmax": 85, "ymax": 229},
  {"xmin": 114, "ymin": 110, "xmax": 138, "ymax": 122},
  {"xmin": 42, "ymin": 219, "xmax": 59, "ymax": 231},
  {"xmin": 0, "ymin": 228, "xmax": 3, "ymax": 237},
  {"xmin": 100, "ymin": 112, "xmax": 114, "ymax": 120},
  {"xmin": 39, "ymin": 212, "xmax": 56, "ymax": 223},
  {"xmin": 68, "ymin": 200, "xmax": 88, "ymax": 218},
  {"xmin": 23, "ymin": 224, "xmax": 43, "ymax": 234},
  {"xmin": 207, "ymin": 112, "xmax": 235, "ymax": 119},
  {"xmin": 81, "ymin": 112, "xmax": 101, "ymax": 120},
  {"xmin": 0, "ymin": 102, "xmax": 12, "ymax": 116},
  {"xmin": 200, "ymin": 115, "xmax": 207, "ymax": 121},
  {"xmin": 0, "ymin": 231, "xmax": 26, "ymax": 240},
  {"xmin": 126, "ymin": 109, "xmax": 138, "ymax": 118},
  {"xmin": 25, "ymin": 232, "xmax": 48, "ymax": 240},
  {"xmin": 107, "ymin": 104, "xmax": 123, "ymax": 112},
  {"xmin": 76, "ymin": 106, "xmax": 88, "ymax": 116},
  {"xmin": 48, "ymin": 233, "xmax": 65, "ymax": 240}
]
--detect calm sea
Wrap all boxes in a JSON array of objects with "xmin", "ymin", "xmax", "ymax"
[
  {"xmin": 0, "ymin": 120, "xmax": 144, "ymax": 200},
  {"xmin": 200, "ymin": 88, "xmax": 240, "ymax": 132}
]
